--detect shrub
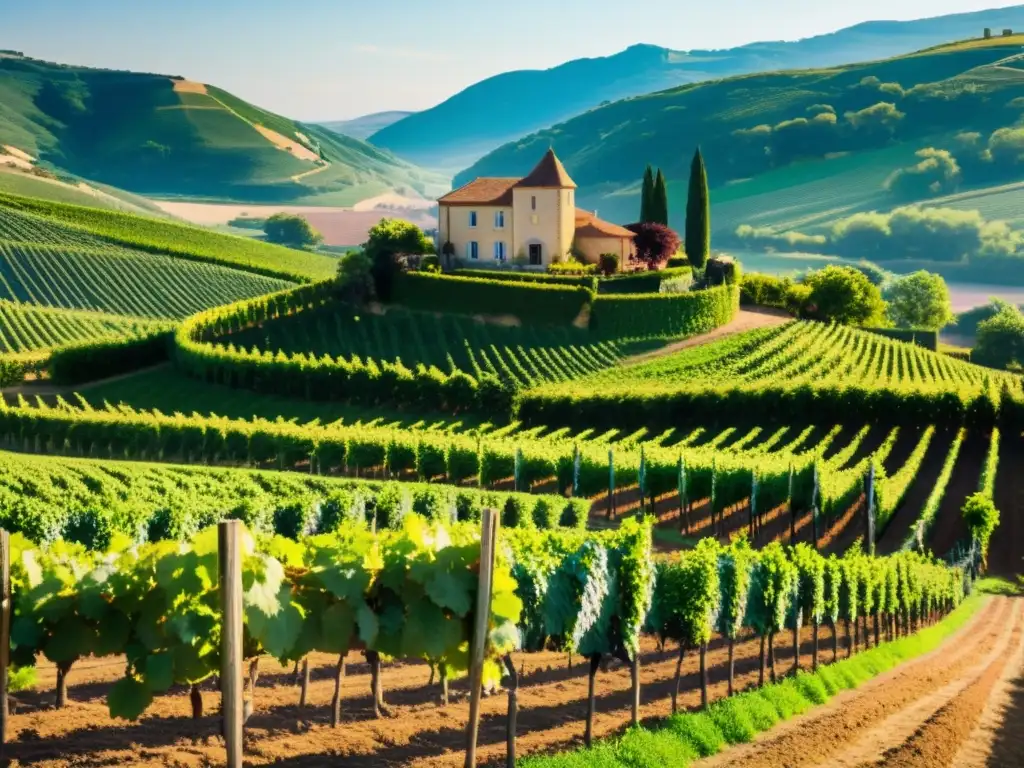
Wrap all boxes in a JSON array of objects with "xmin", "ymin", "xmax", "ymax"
[
  {"xmin": 452, "ymin": 268, "xmax": 597, "ymax": 291},
  {"xmin": 599, "ymin": 252, "xmax": 619, "ymax": 276},
  {"xmin": 974, "ymin": 305, "xmax": 1024, "ymax": 370},
  {"xmin": 336, "ymin": 250, "xmax": 375, "ymax": 305},
  {"xmin": 392, "ymin": 272, "xmax": 593, "ymax": 325},
  {"xmin": 531, "ymin": 497, "xmax": 560, "ymax": 529},
  {"xmin": 598, "ymin": 266, "xmax": 693, "ymax": 295},
  {"xmin": 273, "ymin": 497, "xmax": 317, "ymax": 539},
  {"xmin": 559, "ymin": 498, "xmax": 590, "ymax": 529},
  {"xmin": 318, "ymin": 489, "xmax": 364, "ymax": 531},
  {"xmin": 420, "ymin": 254, "xmax": 441, "ymax": 272},
  {"xmin": 590, "ymin": 285, "xmax": 739, "ymax": 338},
  {"xmin": 961, "ymin": 492, "xmax": 1000, "ymax": 561},
  {"xmin": 703, "ymin": 256, "xmax": 740, "ymax": 286},
  {"xmin": 502, "ymin": 495, "xmax": 531, "ymax": 528},
  {"xmin": 364, "ymin": 218, "xmax": 435, "ymax": 301},
  {"xmin": 547, "ymin": 260, "xmax": 598, "ymax": 276},
  {"xmin": 884, "ymin": 148, "xmax": 961, "ymax": 198},
  {"xmin": 803, "ymin": 266, "xmax": 886, "ymax": 326},
  {"xmin": 49, "ymin": 330, "xmax": 173, "ymax": 385},
  {"xmin": 666, "ymin": 254, "xmax": 690, "ymax": 268},
  {"xmin": 660, "ymin": 274, "xmax": 694, "ymax": 294}
]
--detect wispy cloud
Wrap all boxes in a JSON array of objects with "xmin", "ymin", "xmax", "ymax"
[{"xmin": 353, "ymin": 43, "xmax": 453, "ymax": 62}]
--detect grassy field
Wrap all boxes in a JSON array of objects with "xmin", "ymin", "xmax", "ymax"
[
  {"xmin": 0, "ymin": 168, "xmax": 164, "ymax": 214},
  {"xmin": 0, "ymin": 301, "xmax": 165, "ymax": 353}
]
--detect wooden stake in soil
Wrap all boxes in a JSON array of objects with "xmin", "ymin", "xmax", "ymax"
[
  {"xmin": 218, "ymin": 520, "xmax": 244, "ymax": 768},
  {"xmin": 503, "ymin": 654, "xmax": 518, "ymax": 768},
  {"xmin": 585, "ymin": 654, "xmax": 601, "ymax": 747},
  {"xmin": 0, "ymin": 529, "xmax": 9, "ymax": 755},
  {"xmin": 465, "ymin": 507, "xmax": 499, "ymax": 768},
  {"xmin": 630, "ymin": 653, "xmax": 641, "ymax": 725},
  {"xmin": 699, "ymin": 642, "xmax": 709, "ymax": 709}
]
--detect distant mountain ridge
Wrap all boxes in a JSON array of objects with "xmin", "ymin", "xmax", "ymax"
[
  {"xmin": 0, "ymin": 54, "xmax": 445, "ymax": 205},
  {"xmin": 371, "ymin": 4, "xmax": 1024, "ymax": 170},
  {"xmin": 455, "ymin": 34, "xmax": 1024, "ymax": 243},
  {"xmin": 319, "ymin": 111, "xmax": 415, "ymax": 140}
]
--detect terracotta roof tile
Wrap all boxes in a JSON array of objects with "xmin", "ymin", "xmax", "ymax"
[
  {"xmin": 574, "ymin": 209, "xmax": 635, "ymax": 239},
  {"xmin": 514, "ymin": 149, "xmax": 577, "ymax": 189},
  {"xmin": 438, "ymin": 177, "xmax": 518, "ymax": 206}
]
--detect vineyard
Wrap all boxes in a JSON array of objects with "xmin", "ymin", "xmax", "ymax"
[
  {"xmin": 520, "ymin": 321, "xmax": 1023, "ymax": 431},
  {"xmin": 0, "ymin": 205, "xmax": 293, "ymax": 318},
  {"xmin": 0, "ymin": 301, "xmax": 166, "ymax": 353},
  {"xmin": 230, "ymin": 304, "xmax": 642, "ymax": 388},
  {"xmin": 0, "ymin": 192, "xmax": 337, "ymax": 282},
  {"xmin": 0, "ymin": 208, "xmax": 1017, "ymax": 766}
]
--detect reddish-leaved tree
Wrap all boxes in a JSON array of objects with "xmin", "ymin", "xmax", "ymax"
[{"xmin": 626, "ymin": 222, "xmax": 681, "ymax": 271}]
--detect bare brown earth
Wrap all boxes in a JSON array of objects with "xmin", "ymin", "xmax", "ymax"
[
  {"xmin": 697, "ymin": 596, "xmax": 1022, "ymax": 768},
  {"xmin": 7, "ymin": 614, "xmax": 845, "ymax": 767}
]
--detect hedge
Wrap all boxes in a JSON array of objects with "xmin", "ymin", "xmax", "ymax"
[
  {"xmin": 740, "ymin": 273, "xmax": 805, "ymax": 315},
  {"xmin": 451, "ymin": 268, "xmax": 598, "ymax": 292},
  {"xmin": 597, "ymin": 266, "xmax": 693, "ymax": 295},
  {"xmin": 863, "ymin": 327, "xmax": 939, "ymax": 352},
  {"xmin": 589, "ymin": 285, "xmax": 739, "ymax": 338},
  {"xmin": 173, "ymin": 281, "xmax": 517, "ymax": 415},
  {"xmin": 516, "ymin": 380, "xmax": 1001, "ymax": 433},
  {"xmin": 49, "ymin": 329, "xmax": 174, "ymax": 386},
  {"xmin": 0, "ymin": 352, "xmax": 48, "ymax": 387},
  {"xmin": 391, "ymin": 272, "xmax": 594, "ymax": 325}
]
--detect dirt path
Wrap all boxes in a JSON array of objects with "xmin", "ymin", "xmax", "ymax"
[
  {"xmin": 622, "ymin": 307, "xmax": 790, "ymax": 365},
  {"xmin": 876, "ymin": 431, "xmax": 951, "ymax": 555},
  {"xmin": 1, "ymin": 363, "xmax": 169, "ymax": 398},
  {"xmin": 697, "ymin": 596, "xmax": 1021, "ymax": 768}
]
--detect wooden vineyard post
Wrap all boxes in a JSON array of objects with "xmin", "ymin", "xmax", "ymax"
[
  {"xmin": 465, "ymin": 508, "xmax": 499, "ymax": 768},
  {"xmin": 0, "ymin": 530, "xmax": 9, "ymax": 757},
  {"xmin": 218, "ymin": 520, "xmax": 244, "ymax": 768},
  {"xmin": 864, "ymin": 462, "xmax": 876, "ymax": 556}
]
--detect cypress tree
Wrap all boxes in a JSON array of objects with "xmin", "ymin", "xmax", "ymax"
[
  {"xmin": 685, "ymin": 147, "xmax": 710, "ymax": 270},
  {"xmin": 653, "ymin": 169, "xmax": 669, "ymax": 226},
  {"xmin": 640, "ymin": 165, "xmax": 655, "ymax": 223}
]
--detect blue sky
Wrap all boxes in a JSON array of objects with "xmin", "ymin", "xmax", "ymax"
[{"xmin": 2, "ymin": 0, "xmax": 1020, "ymax": 120}]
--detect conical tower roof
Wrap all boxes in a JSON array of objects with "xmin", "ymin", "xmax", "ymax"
[{"xmin": 514, "ymin": 148, "xmax": 577, "ymax": 189}]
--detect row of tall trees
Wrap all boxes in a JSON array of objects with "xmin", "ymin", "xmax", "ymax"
[{"xmin": 636, "ymin": 148, "xmax": 710, "ymax": 270}]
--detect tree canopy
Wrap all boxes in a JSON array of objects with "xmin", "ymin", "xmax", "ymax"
[
  {"xmin": 803, "ymin": 265, "xmax": 887, "ymax": 326},
  {"xmin": 264, "ymin": 213, "xmax": 323, "ymax": 249},
  {"xmin": 362, "ymin": 218, "xmax": 435, "ymax": 301},
  {"xmin": 885, "ymin": 271, "xmax": 954, "ymax": 330},
  {"xmin": 626, "ymin": 222, "xmax": 680, "ymax": 271},
  {"xmin": 974, "ymin": 304, "xmax": 1024, "ymax": 370}
]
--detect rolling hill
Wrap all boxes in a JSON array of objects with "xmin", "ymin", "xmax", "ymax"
[
  {"xmin": 372, "ymin": 4, "xmax": 1024, "ymax": 170},
  {"xmin": 456, "ymin": 35, "xmax": 1024, "ymax": 247},
  {"xmin": 318, "ymin": 111, "xmax": 415, "ymax": 140},
  {"xmin": 0, "ymin": 54, "xmax": 446, "ymax": 205}
]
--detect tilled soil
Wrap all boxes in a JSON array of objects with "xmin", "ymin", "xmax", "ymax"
[
  {"xmin": 696, "ymin": 596, "xmax": 1024, "ymax": 768},
  {"xmin": 7, "ymin": 616, "xmax": 844, "ymax": 767}
]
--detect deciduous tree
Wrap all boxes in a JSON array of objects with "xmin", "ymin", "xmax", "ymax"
[
  {"xmin": 626, "ymin": 222, "xmax": 680, "ymax": 271},
  {"xmin": 264, "ymin": 214, "xmax": 323, "ymax": 248},
  {"xmin": 885, "ymin": 271, "xmax": 954, "ymax": 330}
]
